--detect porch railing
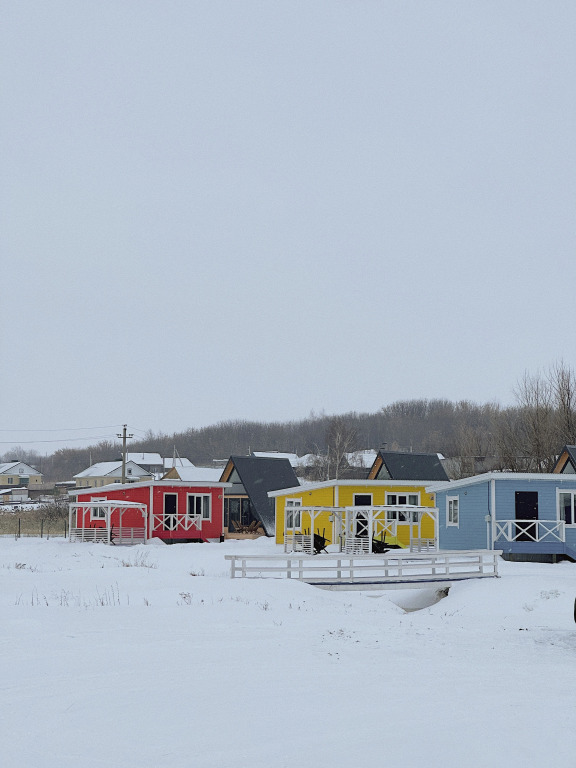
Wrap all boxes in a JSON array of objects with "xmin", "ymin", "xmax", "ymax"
[
  {"xmin": 494, "ymin": 519, "xmax": 565, "ymax": 543},
  {"xmin": 343, "ymin": 536, "xmax": 371, "ymax": 554},
  {"xmin": 284, "ymin": 533, "xmax": 313, "ymax": 553},
  {"xmin": 69, "ymin": 527, "xmax": 146, "ymax": 544},
  {"xmin": 151, "ymin": 513, "xmax": 202, "ymax": 532}
]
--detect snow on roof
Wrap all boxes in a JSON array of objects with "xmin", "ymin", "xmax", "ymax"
[
  {"xmin": 74, "ymin": 461, "xmax": 123, "ymax": 478},
  {"xmin": 166, "ymin": 466, "xmax": 223, "ymax": 482},
  {"xmin": 126, "ymin": 453, "xmax": 163, "ymax": 465},
  {"xmin": 74, "ymin": 461, "xmax": 152, "ymax": 479},
  {"xmin": 426, "ymin": 471, "xmax": 576, "ymax": 493},
  {"xmin": 346, "ymin": 449, "xmax": 378, "ymax": 468},
  {"xmin": 162, "ymin": 457, "xmax": 195, "ymax": 469},
  {"xmin": 0, "ymin": 461, "xmax": 41, "ymax": 475},
  {"xmin": 252, "ymin": 451, "xmax": 301, "ymax": 467}
]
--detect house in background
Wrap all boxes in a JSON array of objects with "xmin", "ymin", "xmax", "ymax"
[
  {"xmin": 367, "ymin": 450, "xmax": 449, "ymax": 482},
  {"xmin": 163, "ymin": 465, "xmax": 223, "ymax": 483},
  {"xmin": 429, "ymin": 472, "xmax": 576, "ymax": 562},
  {"xmin": 70, "ymin": 477, "xmax": 231, "ymax": 544},
  {"xmin": 0, "ymin": 487, "xmax": 30, "ymax": 504},
  {"xmin": 270, "ymin": 478, "xmax": 438, "ymax": 552},
  {"xmin": 219, "ymin": 456, "xmax": 300, "ymax": 536},
  {"xmin": 123, "ymin": 453, "xmax": 164, "ymax": 475},
  {"xmin": 553, "ymin": 445, "xmax": 576, "ymax": 474},
  {"xmin": 73, "ymin": 461, "xmax": 153, "ymax": 488},
  {"xmin": 0, "ymin": 461, "xmax": 43, "ymax": 488}
]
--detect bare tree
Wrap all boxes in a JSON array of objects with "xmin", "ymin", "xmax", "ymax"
[
  {"xmin": 494, "ymin": 370, "xmax": 557, "ymax": 472},
  {"xmin": 549, "ymin": 360, "xmax": 576, "ymax": 446}
]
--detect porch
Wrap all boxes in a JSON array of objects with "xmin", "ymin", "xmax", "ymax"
[
  {"xmin": 284, "ymin": 505, "xmax": 438, "ymax": 555},
  {"xmin": 68, "ymin": 500, "xmax": 148, "ymax": 545}
]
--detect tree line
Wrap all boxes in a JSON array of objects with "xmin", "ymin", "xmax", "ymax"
[{"xmin": 4, "ymin": 362, "xmax": 576, "ymax": 483}]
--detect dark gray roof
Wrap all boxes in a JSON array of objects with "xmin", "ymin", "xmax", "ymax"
[
  {"xmin": 226, "ymin": 456, "xmax": 300, "ymax": 535},
  {"xmin": 377, "ymin": 450, "xmax": 449, "ymax": 482}
]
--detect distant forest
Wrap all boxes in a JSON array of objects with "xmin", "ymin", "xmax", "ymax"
[{"xmin": 5, "ymin": 363, "xmax": 576, "ymax": 483}]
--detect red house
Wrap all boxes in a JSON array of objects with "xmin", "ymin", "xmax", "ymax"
[{"xmin": 69, "ymin": 479, "xmax": 231, "ymax": 544}]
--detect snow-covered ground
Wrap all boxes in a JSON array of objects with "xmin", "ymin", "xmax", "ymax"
[{"xmin": 1, "ymin": 537, "xmax": 576, "ymax": 768}]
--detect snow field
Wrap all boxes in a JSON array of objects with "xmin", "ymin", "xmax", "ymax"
[{"xmin": 1, "ymin": 537, "xmax": 576, "ymax": 767}]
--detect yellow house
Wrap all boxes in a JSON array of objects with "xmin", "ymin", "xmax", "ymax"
[{"xmin": 269, "ymin": 479, "xmax": 438, "ymax": 551}]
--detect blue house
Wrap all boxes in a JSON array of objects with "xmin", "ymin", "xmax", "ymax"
[{"xmin": 428, "ymin": 473, "xmax": 576, "ymax": 562}]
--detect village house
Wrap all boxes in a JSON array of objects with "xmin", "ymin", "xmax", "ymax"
[
  {"xmin": 69, "ymin": 477, "xmax": 231, "ymax": 544},
  {"xmin": 429, "ymin": 471, "xmax": 576, "ymax": 562},
  {"xmin": 270, "ymin": 478, "xmax": 438, "ymax": 553},
  {"xmin": 73, "ymin": 461, "xmax": 153, "ymax": 488},
  {"xmin": 0, "ymin": 461, "xmax": 43, "ymax": 488}
]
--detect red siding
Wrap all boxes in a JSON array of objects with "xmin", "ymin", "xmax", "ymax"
[{"xmin": 75, "ymin": 483, "xmax": 224, "ymax": 542}]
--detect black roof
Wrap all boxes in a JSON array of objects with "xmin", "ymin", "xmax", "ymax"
[
  {"xmin": 377, "ymin": 450, "xmax": 449, "ymax": 482},
  {"xmin": 225, "ymin": 456, "xmax": 300, "ymax": 535}
]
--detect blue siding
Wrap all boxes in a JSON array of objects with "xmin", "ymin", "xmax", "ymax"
[
  {"xmin": 437, "ymin": 482, "xmax": 491, "ymax": 550},
  {"xmin": 436, "ymin": 474, "xmax": 576, "ymax": 557}
]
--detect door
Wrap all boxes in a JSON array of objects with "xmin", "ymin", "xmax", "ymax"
[
  {"xmin": 515, "ymin": 491, "xmax": 538, "ymax": 541},
  {"xmin": 353, "ymin": 494, "xmax": 372, "ymax": 538},
  {"xmin": 163, "ymin": 493, "xmax": 178, "ymax": 531}
]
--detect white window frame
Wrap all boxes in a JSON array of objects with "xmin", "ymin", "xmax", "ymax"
[
  {"xmin": 285, "ymin": 498, "xmax": 302, "ymax": 530},
  {"xmin": 90, "ymin": 506, "xmax": 106, "ymax": 521},
  {"xmin": 558, "ymin": 490, "xmax": 576, "ymax": 527},
  {"xmin": 385, "ymin": 492, "xmax": 420, "ymax": 522},
  {"xmin": 187, "ymin": 494, "xmax": 211, "ymax": 521},
  {"xmin": 447, "ymin": 496, "xmax": 459, "ymax": 527}
]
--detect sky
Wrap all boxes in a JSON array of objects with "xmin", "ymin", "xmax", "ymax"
[{"xmin": 2, "ymin": 2, "xmax": 576, "ymax": 455}]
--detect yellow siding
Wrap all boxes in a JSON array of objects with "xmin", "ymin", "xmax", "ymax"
[
  {"xmin": 0, "ymin": 474, "xmax": 41, "ymax": 486},
  {"xmin": 274, "ymin": 482, "xmax": 437, "ymax": 546}
]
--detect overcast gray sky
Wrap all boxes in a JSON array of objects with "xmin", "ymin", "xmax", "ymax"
[{"xmin": 2, "ymin": 1, "xmax": 576, "ymax": 454}]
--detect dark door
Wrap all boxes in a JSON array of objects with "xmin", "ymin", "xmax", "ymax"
[
  {"xmin": 354, "ymin": 494, "xmax": 372, "ymax": 537},
  {"xmin": 163, "ymin": 493, "xmax": 177, "ymax": 530},
  {"xmin": 515, "ymin": 491, "xmax": 538, "ymax": 541}
]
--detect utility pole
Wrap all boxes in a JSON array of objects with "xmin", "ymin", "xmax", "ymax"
[{"xmin": 116, "ymin": 424, "xmax": 134, "ymax": 484}]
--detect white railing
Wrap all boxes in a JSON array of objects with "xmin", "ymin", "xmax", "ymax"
[
  {"xmin": 410, "ymin": 538, "xmax": 437, "ymax": 552},
  {"xmin": 69, "ymin": 527, "xmax": 146, "ymax": 544},
  {"xmin": 343, "ymin": 536, "xmax": 371, "ymax": 554},
  {"xmin": 224, "ymin": 550, "xmax": 498, "ymax": 588},
  {"xmin": 115, "ymin": 528, "xmax": 146, "ymax": 545},
  {"xmin": 70, "ymin": 528, "xmax": 109, "ymax": 543},
  {"xmin": 284, "ymin": 533, "xmax": 313, "ymax": 553},
  {"xmin": 494, "ymin": 520, "xmax": 565, "ymax": 543},
  {"xmin": 151, "ymin": 513, "xmax": 202, "ymax": 532}
]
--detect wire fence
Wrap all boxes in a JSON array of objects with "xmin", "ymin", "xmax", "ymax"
[{"xmin": 0, "ymin": 518, "xmax": 68, "ymax": 539}]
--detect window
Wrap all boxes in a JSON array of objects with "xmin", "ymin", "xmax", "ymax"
[
  {"xmin": 188, "ymin": 494, "xmax": 211, "ymax": 520},
  {"xmin": 286, "ymin": 499, "xmax": 302, "ymax": 529},
  {"xmin": 386, "ymin": 493, "xmax": 420, "ymax": 522},
  {"xmin": 559, "ymin": 492, "xmax": 576, "ymax": 526},
  {"xmin": 91, "ymin": 506, "xmax": 106, "ymax": 520},
  {"xmin": 447, "ymin": 496, "xmax": 459, "ymax": 527}
]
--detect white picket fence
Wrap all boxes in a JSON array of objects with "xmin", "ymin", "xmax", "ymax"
[{"xmin": 224, "ymin": 549, "xmax": 498, "ymax": 590}]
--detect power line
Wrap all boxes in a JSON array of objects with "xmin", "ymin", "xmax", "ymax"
[
  {"xmin": 0, "ymin": 425, "xmax": 124, "ymax": 433},
  {"xmin": 0, "ymin": 435, "xmax": 120, "ymax": 445}
]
